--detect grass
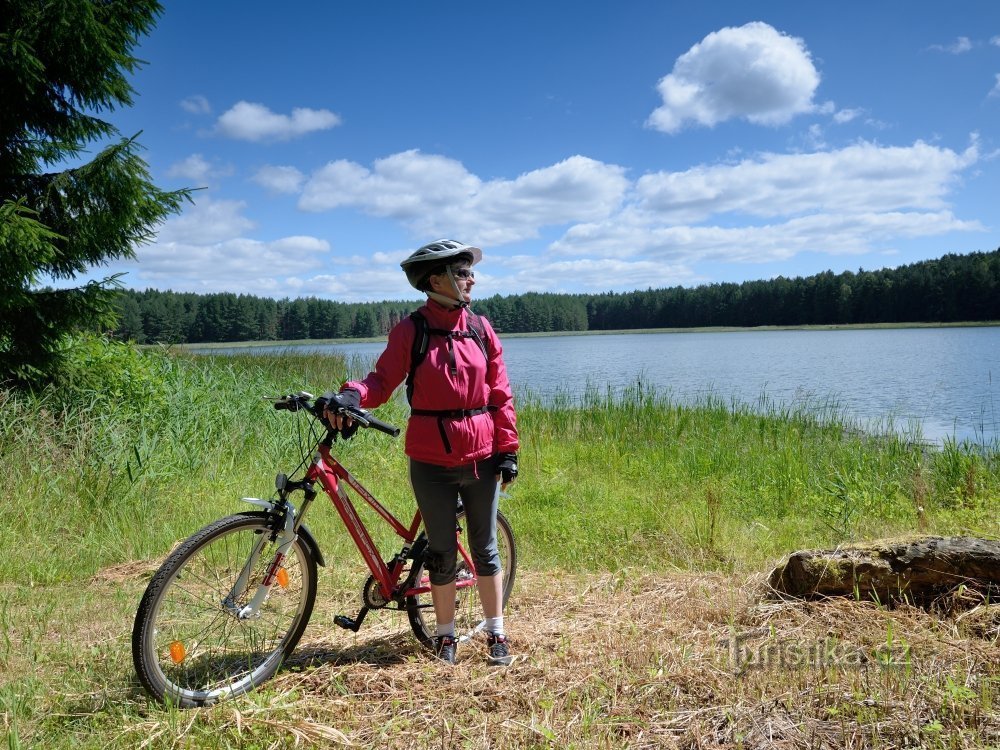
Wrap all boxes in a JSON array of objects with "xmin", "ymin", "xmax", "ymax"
[{"xmin": 1, "ymin": 343, "xmax": 998, "ymax": 748}]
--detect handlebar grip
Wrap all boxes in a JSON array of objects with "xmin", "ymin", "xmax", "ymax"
[
  {"xmin": 357, "ymin": 411, "xmax": 400, "ymax": 437},
  {"xmin": 277, "ymin": 394, "xmax": 398, "ymax": 437}
]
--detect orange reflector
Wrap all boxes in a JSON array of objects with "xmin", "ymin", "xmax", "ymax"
[
  {"xmin": 169, "ymin": 641, "xmax": 186, "ymax": 664},
  {"xmin": 276, "ymin": 567, "xmax": 290, "ymax": 588}
]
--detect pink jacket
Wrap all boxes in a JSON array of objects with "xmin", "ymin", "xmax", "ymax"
[{"xmin": 344, "ymin": 300, "xmax": 519, "ymax": 467}]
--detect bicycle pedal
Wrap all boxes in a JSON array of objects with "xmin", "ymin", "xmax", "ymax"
[
  {"xmin": 334, "ymin": 615, "xmax": 359, "ymax": 631},
  {"xmin": 334, "ymin": 606, "xmax": 369, "ymax": 632}
]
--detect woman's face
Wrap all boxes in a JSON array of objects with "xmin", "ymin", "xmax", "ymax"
[{"xmin": 430, "ymin": 262, "xmax": 475, "ymax": 303}]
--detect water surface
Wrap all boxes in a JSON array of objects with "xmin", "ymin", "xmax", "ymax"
[{"xmin": 193, "ymin": 327, "xmax": 1000, "ymax": 445}]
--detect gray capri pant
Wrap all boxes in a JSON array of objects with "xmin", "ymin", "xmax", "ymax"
[{"xmin": 409, "ymin": 457, "xmax": 501, "ymax": 586}]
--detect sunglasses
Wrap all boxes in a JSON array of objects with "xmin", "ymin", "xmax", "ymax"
[{"xmin": 451, "ymin": 268, "xmax": 475, "ymax": 279}]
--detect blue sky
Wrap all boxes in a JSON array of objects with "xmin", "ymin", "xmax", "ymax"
[{"xmin": 97, "ymin": 1, "xmax": 1000, "ymax": 302}]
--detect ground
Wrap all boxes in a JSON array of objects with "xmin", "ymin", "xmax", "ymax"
[{"xmin": 4, "ymin": 567, "xmax": 998, "ymax": 749}]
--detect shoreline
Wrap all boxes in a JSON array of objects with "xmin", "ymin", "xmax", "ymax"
[{"xmin": 172, "ymin": 319, "xmax": 1000, "ymax": 350}]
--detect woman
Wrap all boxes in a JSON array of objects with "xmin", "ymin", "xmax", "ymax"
[{"xmin": 325, "ymin": 239, "xmax": 519, "ymax": 666}]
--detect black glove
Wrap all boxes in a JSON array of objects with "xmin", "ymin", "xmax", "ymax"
[
  {"xmin": 495, "ymin": 452, "xmax": 518, "ymax": 484},
  {"xmin": 332, "ymin": 388, "xmax": 361, "ymax": 411},
  {"xmin": 318, "ymin": 389, "xmax": 361, "ymax": 437}
]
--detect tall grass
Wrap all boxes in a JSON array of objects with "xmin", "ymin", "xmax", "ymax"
[
  {"xmin": 512, "ymin": 378, "xmax": 997, "ymax": 574},
  {"xmin": 1, "ymin": 343, "xmax": 996, "ymax": 585}
]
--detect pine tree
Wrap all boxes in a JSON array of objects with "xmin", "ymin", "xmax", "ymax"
[{"xmin": 0, "ymin": 0, "xmax": 189, "ymax": 383}]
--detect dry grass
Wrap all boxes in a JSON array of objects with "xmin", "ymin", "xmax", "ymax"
[{"xmin": 11, "ymin": 566, "xmax": 984, "ymax": 749}]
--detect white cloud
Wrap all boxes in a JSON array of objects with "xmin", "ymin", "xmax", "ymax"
[
  {"xmin": 293, "ymin": 253, "xmax": 699, "ymax": 298},
  {"xmin": 125, "ymin": 136, "xmax": 983, "ymax": 301},
  {"xmin": 290, "ymin": 267, "xmax": 415, "ymax": 301},
  {"xmin": 215, "ymin": 101, "xmax": 341, "ymax": 142},
  {"xmin": 539, "ymin": 138, "xmax": 983, "ymax": 284},
  {"xmin": 804, "ymin": 123, "xmax": 826, "ymax": 149},
  {"xmin": 252, "ymin": 165, "xmax": 306, "ymax": 193},
  {"xmin": 990, "ymin": 73, "xmax": 1000, "ymax": 98},
  {"xmin": 131, "ymin": 236, "xmax": 330, "ymax": 296},
  {"xmin": 298, "ymin": 150, "xmax": 629, "ymax": 245},
  {"xmin": 156, "ymin": 197, "xmax": 256, "ymax": 245},
  {"xmin": 646, "ymin": 22, "xmax": 820, "ymax": 133},
  {"xmin": 833, "ymin": 108, "xmax": 863, "ymax": 124},
  {"xmin": 992, "ymin": 36, "xmax": 1000, "ymax": 47},
  {"xmin": 301, "ymin": 151, "xmax": 477, "ymax": 216},
  {"xmin": 550, "ymin": 210, "xmax": 981, "ymax": 267},
  {"xmin": 166, "ymin": 154, "xmax": 232, "ymax": 184},
  {"xmin": 632, "ymin": 140, "xmax": 978, "ymax": 224},
  {"xmin": 491, "ymin": 257, "xmax": 700, "ymax": 295},
  {"xmin": 180, "ymin": 95, "xmax": 211, "ymax": 114},
  {"xmin": 121, "ymin": 197, "xmax": 334, "ymax": 296},
  {"xmin": 930, "ymin": 36, "xmax": 973, "ymax": 54}
]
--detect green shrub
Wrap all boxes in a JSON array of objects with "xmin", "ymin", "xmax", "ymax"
[{"xmin": 52, "ymin": 334, "xmax": 170, "ymax": 416}]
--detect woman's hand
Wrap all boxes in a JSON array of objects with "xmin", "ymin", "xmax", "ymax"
[
  {"xmin": 321, "ymin": 389, "xmax": 361, "ymax": 430},
  {"xmin": 495, "ymin": 452, "xmax": 518, "ymax": 490}
]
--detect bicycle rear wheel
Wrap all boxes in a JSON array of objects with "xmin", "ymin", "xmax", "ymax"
[
  {"xmin": 132, "ymin": 512, "xmax": 317, "ymax": 707},
  {"xmin": 406, "ymin": 508, "xmax": 516, "ymax": 645}
]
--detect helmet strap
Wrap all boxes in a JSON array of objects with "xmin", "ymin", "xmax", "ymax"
[
  {"xmin": 426, "ymin": 290, "xmax": 467, "ymax": 309},
  {"xmin": 425, "ymin": 267, "xmax": 469, "ymax": 309},
  {"xmin": 446, "ymin": 267, "xmax": 466, "ymax": 303}
]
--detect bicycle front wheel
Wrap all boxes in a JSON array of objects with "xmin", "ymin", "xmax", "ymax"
[
  {"xmin": 132, "ymin": 512, "xmax": 317, "ymax": 707},
  {"xmin": 407, "ymin": 508, "xmax": 517, "ymax": 645}
]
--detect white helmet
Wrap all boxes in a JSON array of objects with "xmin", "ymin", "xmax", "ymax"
[{"xmin": 400, "ymin": 239, "xmax": 482, "ymax": 290}]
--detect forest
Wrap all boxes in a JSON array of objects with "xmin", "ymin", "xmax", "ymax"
[{"xmin": 113, "ymin": 248, "xmax": 1000, "ymax": 343}]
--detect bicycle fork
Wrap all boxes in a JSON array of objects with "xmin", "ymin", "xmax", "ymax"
[{"xmin": 223, "ymin": 505, "xmax": 299, "ymax": 620}]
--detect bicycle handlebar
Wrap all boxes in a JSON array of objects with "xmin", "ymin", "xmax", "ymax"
[
  {"xmin": 339, "ymin": 405, "xmax": 401, "ymax": 437},
  {"xmin": 271, "ymin": 391, "xmax": 401, "ymax": 438}
]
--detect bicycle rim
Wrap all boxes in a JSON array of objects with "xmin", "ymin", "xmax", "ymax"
[
  {"xmin": 132, "ymin": 513, "xmax": 317, "ymax": 707},
  {"xmin": 406, "ymin": 509, "xmax": 517, "ymax": 645}
]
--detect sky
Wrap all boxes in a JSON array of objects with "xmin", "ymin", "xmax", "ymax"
[{"xmin": 90, "ymin": 1, "xmax": 1000, "ymax": 303}]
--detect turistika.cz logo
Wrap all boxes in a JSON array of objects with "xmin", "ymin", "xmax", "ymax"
[{"xmin": 726, "ymin": 632, "xmax": 912, "ymax": 675}]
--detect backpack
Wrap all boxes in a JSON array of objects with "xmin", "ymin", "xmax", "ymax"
[{"xmin": 405, "ymin": 310, "xmax": 491, "ymax": 406}]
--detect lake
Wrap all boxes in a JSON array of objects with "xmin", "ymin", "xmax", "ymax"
[{"xmin": 193, "ymin": 326, "xmax": 1000, "ymax": 446}]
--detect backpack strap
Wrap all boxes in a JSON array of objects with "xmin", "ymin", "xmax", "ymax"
[
  {"xmin": 406, "ymin": 311, "xmax": 430, "ymax": 406},
  {"xmin": 405, "ymin": 310, "xmax": 494, "ymax": 454},
  {"xmin": 466, "ymin": 312, "xmax": 491, "ymax": 364}
]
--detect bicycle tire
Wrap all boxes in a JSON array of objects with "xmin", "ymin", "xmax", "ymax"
[
  {"xmin": 132, "ymin": 512, "xmax": 317, "ymax": 707},
  {"xmin": 406, "ymin": 508, "xmax": 516, "ymax": 645}
]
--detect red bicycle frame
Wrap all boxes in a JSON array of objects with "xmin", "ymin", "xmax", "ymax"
[{"xmin": 306, "ymin": 443, "xmax": 479, "ymax": 603}]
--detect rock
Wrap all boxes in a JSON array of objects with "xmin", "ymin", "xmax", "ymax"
[{"xmin": 767, "ymin": 536, "xmax": 1000, "ymax": 604}]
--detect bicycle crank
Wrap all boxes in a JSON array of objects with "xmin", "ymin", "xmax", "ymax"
[{"xmin": 334, "ymin": 574, "xmax": 390, "ymax": 632}]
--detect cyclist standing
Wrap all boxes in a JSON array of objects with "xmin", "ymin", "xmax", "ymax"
[{"xmin": 326, "ymin": 240, "xmax": 519, "ymax": 666}]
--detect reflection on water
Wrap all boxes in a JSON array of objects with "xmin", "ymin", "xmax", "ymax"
[{"xmin": 191, "ymin": 326, "xmax": 1000, "ymax": 445}]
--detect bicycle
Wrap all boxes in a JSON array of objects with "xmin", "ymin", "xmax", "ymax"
[{"xmin": 131, "ymin": 391, "xmax": 516, "ymax": 707}]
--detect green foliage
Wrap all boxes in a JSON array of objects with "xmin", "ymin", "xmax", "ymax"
[
  {"xmin": 0, "ymin": 0, "xmax": 189, "ymax": 384},
  {"xmin": 54, "ymin": 333, "xmax": 169, "ymax": 413}
]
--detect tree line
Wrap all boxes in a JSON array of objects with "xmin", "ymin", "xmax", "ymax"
[{"xmin": 114, "ymin": 248, "xmax": 1000, "ymax": 344}]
